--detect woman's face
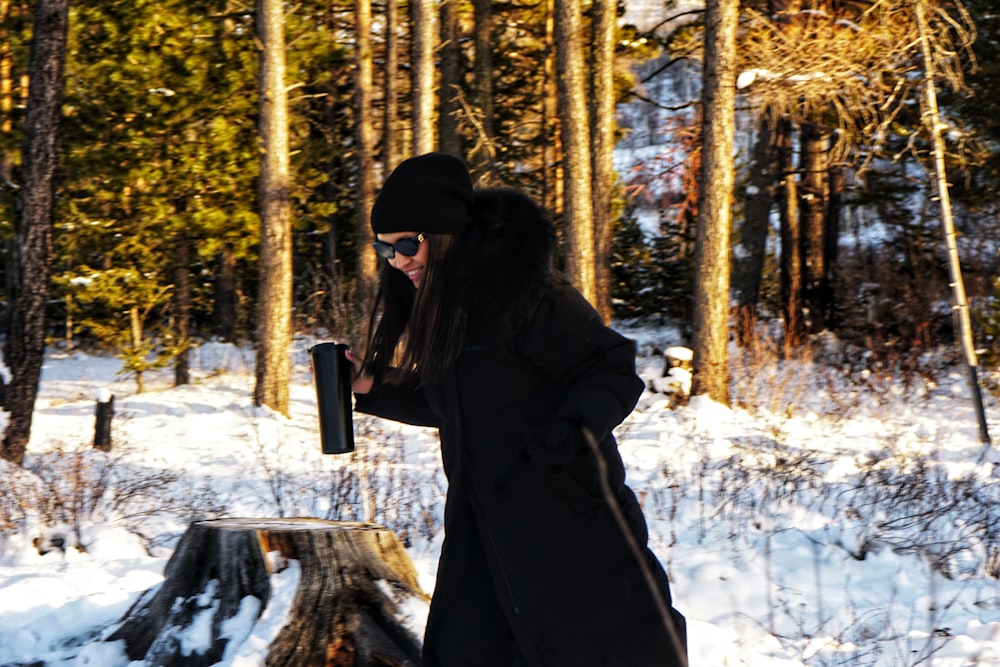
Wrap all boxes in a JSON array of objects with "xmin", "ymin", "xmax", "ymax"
[{"xmin": 376, "ymin": 231, "xmax": 429, "ymax": 286}]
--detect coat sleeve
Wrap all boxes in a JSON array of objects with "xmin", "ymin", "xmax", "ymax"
[
  {"xmin": 353, "ymin": 379, "xmax": 441, "ymax": 428},
  {"xmin": 512, "ymin": 283, "xmax": 644, "ymax": 446}
]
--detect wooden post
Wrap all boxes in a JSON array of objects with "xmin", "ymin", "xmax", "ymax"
[
  {"xmin": 107, "ymin": 518, "xmax": 428, "ymax": 666},
  {"xmin": 656, "ymin": 346, "xmax": 694, "ymax": 407},
  {"xmin": 93, "ymin": 390, "xmax": 113, "ymax": 452}
]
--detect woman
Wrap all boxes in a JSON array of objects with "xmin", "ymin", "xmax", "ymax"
[{"xmin": 349, "ymin": 152, "xmax": 687, "ymax": 667}]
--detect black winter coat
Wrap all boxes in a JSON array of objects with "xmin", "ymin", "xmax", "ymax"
[{"xmin": 356, "ymin": 189, "xmax": 687, "ymax": 667}]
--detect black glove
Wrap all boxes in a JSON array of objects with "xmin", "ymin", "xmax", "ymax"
[{"xmin": 525, "ymin": 419, "xmax": 583, "ymax": 469}]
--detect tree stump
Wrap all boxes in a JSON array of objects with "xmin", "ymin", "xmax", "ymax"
[
  {"xmin": 93, "ymin": 391, "xmax": 114, "ymax": 452},
  {"xmin": 107, "ymin": 518, "xmax": 428, "ymax": 667}
]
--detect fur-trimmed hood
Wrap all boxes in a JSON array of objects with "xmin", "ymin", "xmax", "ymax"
[{"xmin": 448, "ymin": 187, "xmax": 557, "ymax": 322}]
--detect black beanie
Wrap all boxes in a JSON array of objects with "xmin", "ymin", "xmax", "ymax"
[{"xmin": 371, "ymin": 152, "xmax": 475, "ymax": 235}]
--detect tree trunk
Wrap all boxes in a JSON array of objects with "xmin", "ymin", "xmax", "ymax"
[
  {"xmin": 129, "ymin": 306, "xmax": 146, "ymax": 394},
  {"xmin": 554, "ymin": 0, "xmax": 596, "ymax": 307},
  {"xmin": 410, "ymin": 0, "xmax": 435, "ymax": 155},
  {"xmin": 173, "ymin": 228, "xmax": 191, "ymax": 386},
  {"xmin": 915, "ymin": 0, "xmax": 990, "ymax": 446},
  {"xmin": 0, "ymin": 1, "xmax": 15, "ymax": 361},
  {"xmin": 690, "ymin": 0, "xmax": 738, "ymax": 404},
  {"xmin": 354, "ymin": 0, "xmax": 378, "ymax": 299},
  {"xmin": 471, "ymin": 0, "xmax": 497, "ymax": 179},
  {"xmin": 541, "ymin": 0, "xmax": 558, "ymax": 214},
  {"xmin": 213, "ymin": 241, "xmax": 239, "ymax": 343},
  {"xmin": 590, "ymin": 0, "xmax": 615, "ymax": 324},
  {"xmin": 107, "ymin": 518, "xmax": 427, "ymax": 667},
  {"xmin": 776, "ymin": 116, "xmax": 804, "ymax": 348},
  {"xmin": 438, "ymin": 0, "xmax": 462, "ymax": 156},
  {"xmin": 733, "ymin": 112, "xmax": 778, "ymax": 344},
  {"xmin": 382, "ymin": 0, "xmax": 401, "ymax": 173},
  {"xmin": 799, "ymin": 120, "xmax": 830, "ymax": 334},
  {"xmin": 254, "ymin": 0, "xmax": 294, "ymax": 416},
  {"xmin": 825, "ymin": 160, "xmax": 843, "ymax": 330},
  {"xmin": 1, "ymin": 0, "xmax": 69, "ymax": 465}
]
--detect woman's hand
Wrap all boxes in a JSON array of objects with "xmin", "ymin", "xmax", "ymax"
[{"xmin": 344, "ymin": 349, "xmax": 374, "ymax": 394}]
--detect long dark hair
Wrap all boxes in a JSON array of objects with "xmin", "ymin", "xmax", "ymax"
[
  {"xmin": 362, "ymin": 232, "xmax": 466, "ymax": 386},
  {"xmin": 362, "ymin": 187, "xmax": 555, "ymax": 386}
]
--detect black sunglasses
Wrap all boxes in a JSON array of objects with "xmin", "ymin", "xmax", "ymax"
[{"xmin": 372, "ymin": 233, "xmax": 426, "ymax": 260}]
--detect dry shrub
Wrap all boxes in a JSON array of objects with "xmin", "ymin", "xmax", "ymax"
[
  {"xmin": 730, "ymin": 319, "xmax": 815, "ymax": 419},
  {"xmin": 843, "ymin": 450, "xmax": 999, "ymax": 580},
  {"xmin": 250, "ymin": 413, "xmax": 445, "ymax": 549},
  {"xmin": 725, "ymin": 325, "xmax": 996, "ymax": 581},
  {"xmin": 0, "ymin": 458, "xmax": 46, "ymax": 538},
  {"xmin": 12, "ymin": 436, "xmax": 228, "ymax": 554},
  {"xmin": 325, "ymin": 415, "xmax": 445, "ymax": 548}
]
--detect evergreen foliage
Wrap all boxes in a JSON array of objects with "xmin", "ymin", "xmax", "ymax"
[
  {"xmin": 283, "ymin": 5, "xmax": 358, "ymax": 333},
  {"xmin": 57, "ymin": 0, "xmax": 261, "ymax": 351},
  {"xmin": 484, "ymin": 0, "xmax": 552, "ymax": 196},
  {"xmin": 59, "ymin": 266, "xmax": 175, "ymax": 392},
  {"xmin": 1, "ymin": 0, "xmax": 358, "ymax": 361},
  {"xmin": 610, "ymin": 201, "xmax": 693, "ymax": 324},
  {"xmin": 609, "ymin": 202, "xmax": 650, "ymax": 319}
]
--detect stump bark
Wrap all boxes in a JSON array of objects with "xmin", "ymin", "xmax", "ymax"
[
  {"xmin": 93, "ymin": 393, "xmax": 114, "ymax": 451},
  {"xmin": 107, "ymin": 518, "xmax": 428, "ymax": 667}
]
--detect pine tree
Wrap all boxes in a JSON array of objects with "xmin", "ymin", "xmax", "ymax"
[
  {"xmin": 1, "ymin": 0, "xmax": 69, "ymax": 465},
  {"xmin": 57, "ymin": 0, "xmax": 260, "ymax": 357}
]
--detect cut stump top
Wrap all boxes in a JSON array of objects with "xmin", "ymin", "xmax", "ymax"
[{"xmin": 108, "ymin": 518, "xmax": 427, "ymax": 667}]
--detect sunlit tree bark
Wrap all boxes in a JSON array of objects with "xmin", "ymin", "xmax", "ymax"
[
  {"xmin": 382, "ymin": 0, "xmax": 401, "ymax": 172},
  {"xmin": 410, "ymin": 0, "xmax": 435, "ymax": 154},
  {"xmin": 775, "ymin": 116, "xmax": 804, "ymax": 348},
  {"xmin": 914, "ymin": 0, "xmax": 990, "ymax": 445},
  {"xmin": 799, "ymin": 120, "xmax": 831, "ymax": 333},
  {"xmin": 554, "ymin": 0, "xmax": 596, "ymax": 306},
  {"xmin": 253, "ymin": 0, "xmax": 293, "ymax": 416},
  {"xmin": 690, "ymin": 0, "xmax": 738, "ymax": 404},
  {"xmin": 355, "ymin": 0, "xmax": 378, "ymax": 292},
  {"xmin": 541, "ymin": 0, "xmax": 558, "ymax": 214},
  {"xmin": 590, "ymin": 0, "xmax": 615, "ymax": 323}
]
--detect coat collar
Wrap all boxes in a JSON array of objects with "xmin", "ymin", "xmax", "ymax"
[{"xmin": 449, "ymin": 187, "xmax": 557, "ymax": 318}]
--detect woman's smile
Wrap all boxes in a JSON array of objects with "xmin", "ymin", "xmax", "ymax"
[{"xmin": 401, "ymin": 264, "xmax": 424, "ymax": 284}]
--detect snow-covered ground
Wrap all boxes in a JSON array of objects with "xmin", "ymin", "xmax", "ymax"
[{"xmin": 0, "ymin": 330, "xmax": 998, "ymax": 666}]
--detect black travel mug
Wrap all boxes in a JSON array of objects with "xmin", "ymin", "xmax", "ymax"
[{"xmin": 310, "ymin": 342, "xmax": 356, "ymax": 454}]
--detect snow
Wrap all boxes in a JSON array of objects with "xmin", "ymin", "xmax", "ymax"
[
  {"xmin": 0, "ymin": 332, "xmax": 998, "ymax": 666},
  {"xmin": 737, "ymin": 69, "xmax": 759, "ymax": 90},
  {"xmin": 666, "ymin": 346, "xmax": 693, "ymax": 362}
]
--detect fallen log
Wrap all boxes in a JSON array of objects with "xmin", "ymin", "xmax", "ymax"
[{"xmin": 107, "ymin": 518, "xmax": 428, "ymax": 666}]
